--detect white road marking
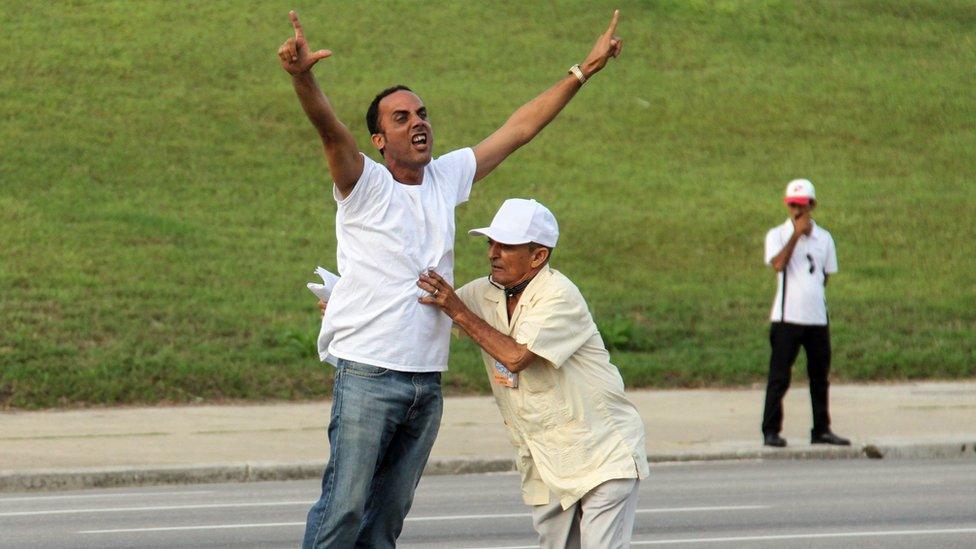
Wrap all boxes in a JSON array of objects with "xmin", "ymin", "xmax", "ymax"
[
  {"xmin": 406, "ymin": 512, "xmax": 528, "ymax": 522},
  {"xmin": 463, "ymin": 545, "xmax": 535, "ymax": 549},
  {"xmin": 462, "ymin": 527, "xmax": 976, "ymax": 549},
  {"xmin": 1, "ymin": 501, "xmax": 309, "ymax": 517},
  {"xmin": 637, "ymin": 505, "xmax": 767, "ymax": 514},
  {"xmin": 77, "ymin": 505, "xmax": 767, "ymax": 534},
  {"xmin": 0, "ymin": 490, "xmax": 214, "ymax": 503},
  {"xmin": 404, "ymin": 505, "xmax": 768, "ymax": 521},
  {"xmin": 629, "ymin": 527, "xmax": 976, "ymax": 545},
  {"xmin": 81, "ymin": 522, "xmax": 304, "ymax": 534}
]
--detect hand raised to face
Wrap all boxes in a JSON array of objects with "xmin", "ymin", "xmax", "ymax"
[
  {"xmin": 277, "ymin": 11, "xmax": 333, "ymax": 75},
  {"xmin": 793, "ymin": 210, "xmax": 813, "ymax": 236}
]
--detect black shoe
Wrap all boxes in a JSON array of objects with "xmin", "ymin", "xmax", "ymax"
[
  {"xmin": 811, "ymin": 431, "xmax": 851, "ymax": 446},
  {"xmin": 763, "ymin": 433, "xmax": 787, "ymax": 448}
]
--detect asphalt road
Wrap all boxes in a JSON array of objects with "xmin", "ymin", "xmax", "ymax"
[{"xmin": 2, "ymin": 459, "xmax": 974, "ymax": 548}]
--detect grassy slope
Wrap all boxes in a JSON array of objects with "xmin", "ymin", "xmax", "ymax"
[{"xmin": 0, "ymin": 0, "xmax": 973, "ymax": 408}]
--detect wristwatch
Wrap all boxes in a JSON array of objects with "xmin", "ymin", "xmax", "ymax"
[{"xmin": 568, "ymin": 63, "xmax": 586, "ymax": 85}]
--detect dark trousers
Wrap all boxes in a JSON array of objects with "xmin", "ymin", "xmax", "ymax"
[{"xmin": 761, "ymin": 322, "xmax": 832, "ymax": 437}]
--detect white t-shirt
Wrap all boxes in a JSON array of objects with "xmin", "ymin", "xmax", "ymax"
[
  {"xmin": 317, "ymin": 148, "xmax": 476, "ymax": 371},
  {"xmin": 764, "ymin": 219, "xmax": 838, "ymax": 325}
]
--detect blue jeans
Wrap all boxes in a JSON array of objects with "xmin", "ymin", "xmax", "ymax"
[{"xmin": 302, "ymin": 359, "xmax": 443, "ymax": 549}]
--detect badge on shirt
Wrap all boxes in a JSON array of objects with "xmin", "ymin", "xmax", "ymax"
[{"xmin": 492, "ymin": 360, "xmax": 518, "ymax": 388}]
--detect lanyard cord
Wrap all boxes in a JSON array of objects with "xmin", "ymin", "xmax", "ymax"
[{"xmin": 488, "ymin": 274, "xmax": 535, "ymax": 299}]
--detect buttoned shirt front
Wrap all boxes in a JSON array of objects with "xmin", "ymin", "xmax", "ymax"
[
  {"xmin": 456, "ymin": 266, "xmax": 649, "ymax": 509},
  {"xmin": 764, "ymin": 219, "xmax": 838, "ymax": 325}
]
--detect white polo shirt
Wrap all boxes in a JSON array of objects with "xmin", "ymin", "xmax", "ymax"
[{"xmin": 764, "ymin": 219, "xmax": 838, "ymax": 326}]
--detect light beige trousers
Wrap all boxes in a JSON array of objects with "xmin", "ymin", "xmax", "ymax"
[{"xmin": 531, "ymin": 478, "xmax": 640, "ymax": 549}]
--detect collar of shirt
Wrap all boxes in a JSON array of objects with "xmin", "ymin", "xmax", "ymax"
[
  {"xmin": 482, "ymin": 266, "xmax": 555, "ymax": 330},
  {"xmin": 481, "ymin": 265, "xmax": 554, "ymax": 304}
]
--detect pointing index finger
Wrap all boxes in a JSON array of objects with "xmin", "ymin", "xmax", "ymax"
[
  {"xmin": 289, "ymin": 10, "xmax": 304, "ymax": 40},
  {"xmin": 606, "ymin": 9, "xmax": 619, "ymax": 36}
]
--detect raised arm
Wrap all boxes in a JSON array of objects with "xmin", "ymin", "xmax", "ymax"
[
  {"xmin": 277, "ymin": 11, "xmax": 363, "ymax": 196},
  {"xmin": 472, "ymin": 10, "xmax": 623, "ymax": 183}
]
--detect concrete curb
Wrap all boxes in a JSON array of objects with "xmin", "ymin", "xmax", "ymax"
[
  {"xmin": 649, "ymin": 441, "xmax": 976, "ymax": 463},
  {"xmin": 2, "ymin": 442, "xmax": 972, "ymax": 493}
]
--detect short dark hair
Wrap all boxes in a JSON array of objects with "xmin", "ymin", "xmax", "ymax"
[{"xmin": 366, "ymin": 85, "xmax": 413, "ymax": 136}]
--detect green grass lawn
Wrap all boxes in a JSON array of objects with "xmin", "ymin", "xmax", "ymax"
[{"xmin": 1, "ymin": 0, "xmax": 974, "ymax": 408}]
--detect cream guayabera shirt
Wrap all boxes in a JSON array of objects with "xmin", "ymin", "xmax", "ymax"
[{"xmin": 456, "ymin": 266, "xmax": 649, "ymax": 509}]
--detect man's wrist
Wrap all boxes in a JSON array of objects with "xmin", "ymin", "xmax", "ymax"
[
  {"xmin": 450, "ymin": 306, "xmax": 473, "ymax": 325},
  {"xmin": 581, "ymin": 59, "xmax": 601, "ymax": 80},
  {"xmin": 568, "ymin": 63, "xmax": 587, "ymax": 85}
]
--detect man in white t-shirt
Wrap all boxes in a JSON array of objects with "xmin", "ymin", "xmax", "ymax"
[
  {"xmin": 276, "ymin": 10, "xmax": 624, "ymax": 548},
  {"xmin": 417, "ymin": 199, "xmax": 648, "ymax": 549},
  {"xmin": 761, "ymin": 179, "xmax": 850, "ymax": 448}
]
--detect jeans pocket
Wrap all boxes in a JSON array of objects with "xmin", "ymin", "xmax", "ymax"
[{"xmin": 340, "ymin": 360, "xmax": 391, "ymax": 378}]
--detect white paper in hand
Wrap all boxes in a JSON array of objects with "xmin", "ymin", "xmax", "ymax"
[{"xmin": 307, "ymin": 266, "xmax": 340, "ymax": 301}]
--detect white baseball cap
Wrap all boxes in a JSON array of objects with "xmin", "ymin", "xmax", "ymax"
[
  {"xmin": 468, "ymin": 198, "xmax": 559, "ymax": 248},
  {"xmin": 784, "ymin": 178, "xmax": 816, "ymax": 205}
]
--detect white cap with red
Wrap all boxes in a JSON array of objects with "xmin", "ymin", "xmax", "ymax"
[
  {"xmin": 468, "ymin": 198, "xmax": 559, "ymax": 248},
  {"xmin": 784, "ymin": 178, "xmax": 816, "ymax": 205}
]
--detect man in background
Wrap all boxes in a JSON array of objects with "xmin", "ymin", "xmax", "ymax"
[{"xmin": 761, "ymin": 179, "xmax": 850, "ymax": 448}]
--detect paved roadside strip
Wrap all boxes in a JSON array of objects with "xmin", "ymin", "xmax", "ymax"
[{"xmin": 2, "ymin": 382, "xmax": 974, "ymax": 492}]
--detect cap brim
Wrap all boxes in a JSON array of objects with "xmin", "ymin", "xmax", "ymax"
[
  {"xmin": 467, "ymin": 226, "xmax": 532, "ymax": 245},
  {"xmin": 784, "ymin": 196, "xmax": 811, "ymax": 205}
]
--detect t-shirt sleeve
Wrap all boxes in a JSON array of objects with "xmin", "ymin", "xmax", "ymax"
[
  {"xmin": 764, "ymin": 228, "xmax": 783, "ymax": 265},
  {"xmin": 825, "ymin": 234, "xmax": 839, "ymax": 274},
  {"xmin": 332, "ymin": 153, "xmax": 389, "ymax": 213},
  {"xmin": 514, "ymin": 288, "xmax": 595, "ymax": 369},
  {"xmin": 435, "ymin": 148, "xmax": 476, "ymax": 206}
]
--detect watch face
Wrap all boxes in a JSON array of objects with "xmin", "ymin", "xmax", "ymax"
[{"xmin": 569, "ymin": 64, "xmax": 585, "ymax": 83}]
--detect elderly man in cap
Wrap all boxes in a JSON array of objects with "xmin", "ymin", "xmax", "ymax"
[
  {"xmin": 761, "ymin": 179, "xmax": 850, "ymax": 448},
  {"xmin": 418, "ymin": 199, "xmax": 648, "ymax": 549}
]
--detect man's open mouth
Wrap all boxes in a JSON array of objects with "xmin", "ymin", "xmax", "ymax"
[{"xmin": 411, "ymin": 134, "xmax": 428, "ymax": 146}]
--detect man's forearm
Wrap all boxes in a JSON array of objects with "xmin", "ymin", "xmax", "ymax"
[
  {"xmin": 500, "ymin": 75, "xmax": 582, "ymax": 148},
  {"xmin": 472, "ymin": 11, "xmax": 620, "ymax": 182},
  {"xmin": 498, "ymin": 11, "xmax": 620, "ymax": 147},
  {"xmin": 291, "ymin": 73, "xmax": 362, "ymax": 191},
  {"xmin": 771, "ymin": 233, "xmax": 801, "ymax": 272},
  {"xmin": 291, "ymin": 73, "xmax": 352, "ymax": 142},
  {"xmin": 473, "ymin": 74, "xmax": 583, "ymax": 182},
  {"xmin": 453, "ymin": 309, "xmax": 535, "ymax": 373}
]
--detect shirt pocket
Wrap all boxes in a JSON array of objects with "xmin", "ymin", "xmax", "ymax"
[
  {"xmin": 519, "ymin": 362, "xmax": 556, "ymax": 394},
  {"xmin": 517, "ymin": 366, "xmax": 570, "ymax": 433},
  {"xmin": 542, "ymin": 420, "xmax": 595, "ymax": 477}
]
